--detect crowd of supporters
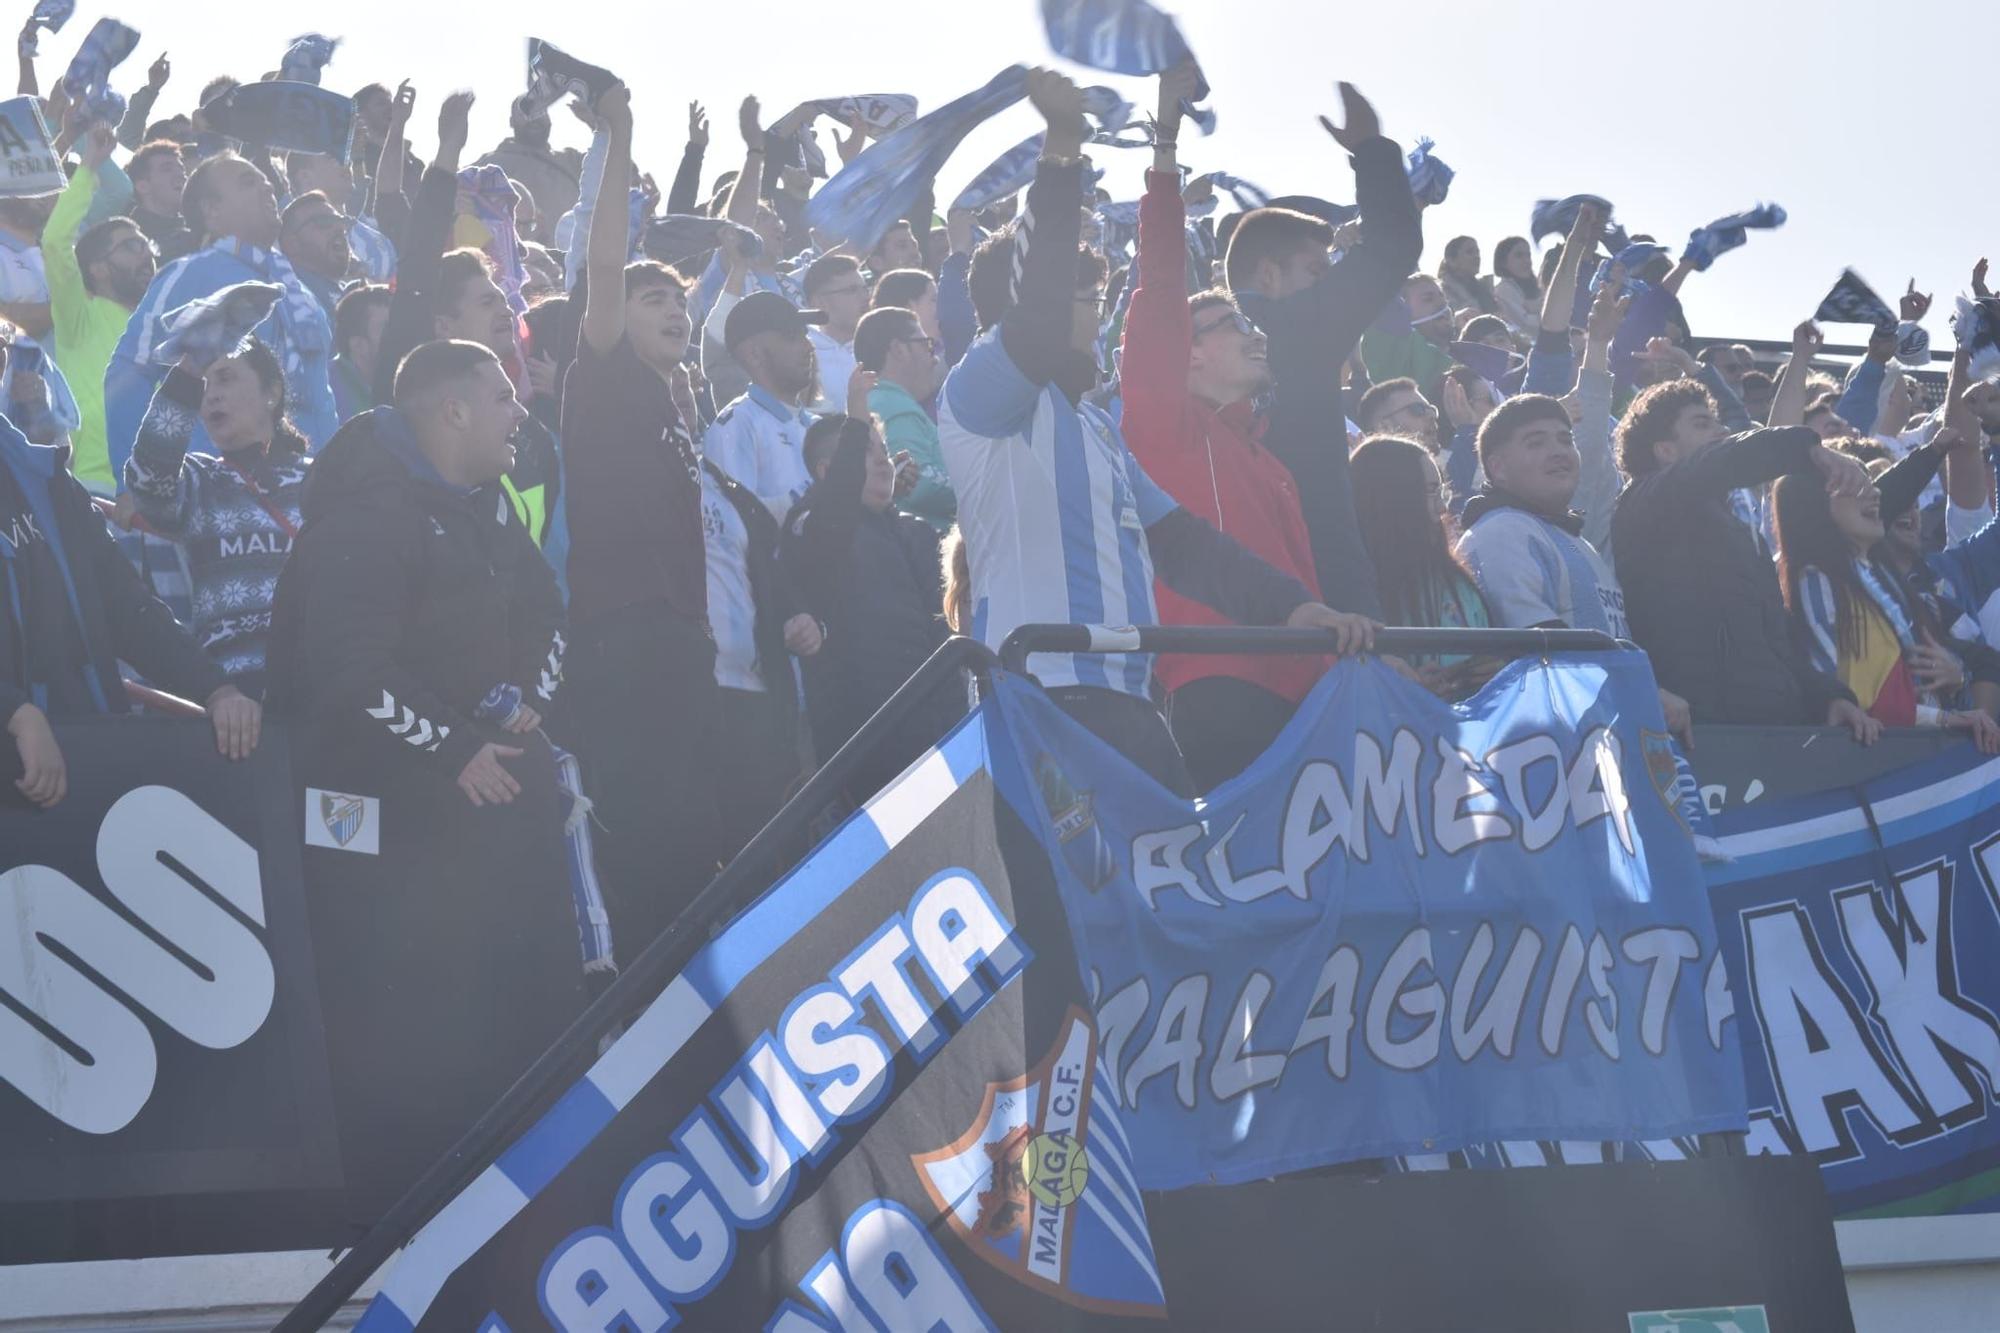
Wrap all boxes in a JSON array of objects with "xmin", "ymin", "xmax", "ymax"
[{"xmin": 7, "ymin": 20, "xmax": 2000, "ymax": 998}]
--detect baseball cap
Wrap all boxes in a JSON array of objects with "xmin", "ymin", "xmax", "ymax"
[{"xmin": 723, "ymin": 291, "xmax": 826, "ymax": 352}]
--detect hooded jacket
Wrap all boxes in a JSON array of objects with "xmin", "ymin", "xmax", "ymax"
[
  {"xmin": 264, "ymin": 407, "xmax": 564, "ymax": 783},
  {"xmin": 0, "ymin": 419, "xmax": 225, "ymax": 721}
]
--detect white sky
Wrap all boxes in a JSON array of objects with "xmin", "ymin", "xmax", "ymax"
[{"xmin": 79, "ymin": 0, "xmax": 1993, "ymax": 345}]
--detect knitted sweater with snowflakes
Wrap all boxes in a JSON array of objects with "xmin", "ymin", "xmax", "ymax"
[{"xmin": 124, "ymin": 367, "xmax": 307, "ymax": 685}]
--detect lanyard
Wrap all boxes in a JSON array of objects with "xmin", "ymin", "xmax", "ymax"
[{"xmin": 223, "ymin": 453, "xmax": 300, "ymax": 539}]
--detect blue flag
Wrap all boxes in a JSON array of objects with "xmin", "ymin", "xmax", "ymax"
[
  {"xmin": 199, "ymin": 81, "xmax": 356, "ymax": 161},
  {"xmin": 806, "ymin": 65, "xmax": 1029, "ymax": 252},
  {"xmin": 1681, "ymin": 202, "xmax": 1786, "ymax": 273},
  {"xmin": 1041, "ymin": 0, "xmax": 1215, "ymax": 132},
  {"xmin": 993, "ymin": 653, "xmax": 1748, "ymax": 1188},
  {"xmin": 1405, "ymin": 137, "xmax": 1453, "ymax": 206}
]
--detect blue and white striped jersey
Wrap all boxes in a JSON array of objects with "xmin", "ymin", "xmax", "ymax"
[
  {"xmin": 938, "ymin": 327, "xmax": 1177, "ymax": 697},
  {"xmin": 701, "ymin": 385, "xmax": 815, "ymax": 523}
]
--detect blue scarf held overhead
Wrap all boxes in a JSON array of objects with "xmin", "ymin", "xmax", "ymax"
[
  {"xmin": 643, "ymin": 214, "xmax": 761, "ymax": 267},
  {"xmin": 60, "ymin": 16, "xmax": 138, "ymax": 102},
  {"xmin": 21, "ymin": 0, "xmax": 72, "ymax": 57},
  {"xmin": 948, "ymin": 88, "xmax": 1129, "ymax": 213},
  {"xmin": 204, "ymin": 241, "xmax": 330, "ymax": 408},
  {"xmin": 200, "ymin": 82, "xmax": 356, "ymax": 161},
  {"xmin": 280, "ymin": 34, "xmax": 339, "ymax": 86},
  {"xmin": 788, "ymin": 94, "xmax": 919, "ymax": 179},
  {"xmin": 1405, "ymin": 137, "xmax": 1452, "ymax": 206},
  {"xmin": 806, "ymin": 65, "xmax": 1030, "ymax": 253},
  {"xmin": 518, "ymin": 37, "xmax": 616, "ymax": 122},
  {"xmin": 1530, "ymin": 193, "xmax": 1628, "ymax": 251},
  {"xmin": 1681, "ymin": 202, "xmax": 1785, "ymax": 272},
  {"xmin": 142, "ymin": 280, "xmax": 284, "ymax": 369},
  {"xmin": 1040, "ymin": 0, "xmax": 1215, "ymax": 132}
]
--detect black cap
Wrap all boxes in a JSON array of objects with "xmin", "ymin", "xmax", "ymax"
[{"xmin": 723, "ymin": 291, "xmax": 826, "ymax": 352}]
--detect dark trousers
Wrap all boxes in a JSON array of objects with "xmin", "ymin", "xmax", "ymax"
[
  {"xmin": 712, "ymin": 684, "xmax": 802, "ymax": 863},
  {"xmin": 557, "ymin": 602, "xmax": 720, "ymax": 966},
  {"xmin": 1046, "ymin": 684, "xmax": 1195, "ymax": 797},
  {"xmin": 1167, "ymin": 675, "xmax": 1297, "ymax": 792}
]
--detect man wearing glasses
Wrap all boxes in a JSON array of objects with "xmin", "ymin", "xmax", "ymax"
[
  {"xmin": 854, "ymin": 304, "xmax": 953, "ymax": 530},
  {"xmin": 1355, "ymin": 377, "xmax": 1440, "ymax": 450},
  {"xmin": 43, "ymin": 124, "xmax": 157, "ymax": 495},
  {"xmin": 278, "ymin": 191, "xmax": 355, "ymax": 318}
]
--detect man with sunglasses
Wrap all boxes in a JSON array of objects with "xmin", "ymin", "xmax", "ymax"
[
  {"xmin": 44, "ymin": 125, "xmax": 156, "ymax": 495},
  {"xmin": 855, "ymin": 304, "xmax": 953, "ymax": 531},
  {"xmin": 1116, "ymin": 63, "xmax": 1371, "ymax": 786},
  {"xmin": 278, "ymin": 191, "xmax": 354, "ymax": 318}
]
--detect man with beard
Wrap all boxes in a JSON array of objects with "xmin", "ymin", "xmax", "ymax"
[
  {"xmin": 702, "ymin": 287, "xmax": 824, "ymax": 524},
  {"xmin": 1118, "ymin": 61, "xmax": 1338, "ymax": 787},
  {"xmin": 556, "ymin": 81, "xmax": 726, "ymax": 962},
  {"xmin": 278, "ymin": 191, "xmax": 354, "ymax": 317},
  {"xmin": 44, "ymin": 126, "xmax": 156, "ymax": 495}
]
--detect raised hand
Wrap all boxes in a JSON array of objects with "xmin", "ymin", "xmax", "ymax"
[
  {"xmin": 389, "ymin": 79, "xmax": 415, "ymax": 131},
  {"xmin": 835, "ymin": 112, "xmax": 867, "ymax": 166},
  {"xmin": 147, "ymin": 52, "xmax": 170, "ymax": 92},
  {"xmin": 1585, "ymin": 268, "xmax": 1632, "ymax": 346},
  {"xmin": 1901, "ymin": 279, "xmax": 1932, "ymax": 322},
  {"xmin": 1632, "ymin": 334, "xmax": 1697, "ymax": 378},
  {"xmin": 1316, "ymin": 82, "xmax": 1380, "ymax": 153},
  {"xmin": 1790, "ymin": 319, "xmax": 1823, "ymax": 359},
  {"xmin": 1975, "ymin": 258, "xmax": 1991, "ymax": 300},
  {"xmin": 688, "ymin": 100, "xmax": 708, "ymax": 149},
  {"xmin": 437, "ymin": 90, "xmax": 474, "ymax": 164},
  {"xmin": 738, "ymin": 95, "xmax": 765, "ymax": 152},
  {"xmin": 845, "ymin": 367, "xmax": 878, "ymax": 420},
  {"xmin": 1808, "ymin": 442, "xmax": 1871, "ymax": 499},
  {"xmin": 1025, "ymin": 67, "xmax": 1089, "ymax": 152},
  {"xmin": 596, "ymin": 81, "xmax": 631, "ymax": 135}
]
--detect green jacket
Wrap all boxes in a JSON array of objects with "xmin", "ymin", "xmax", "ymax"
[{"xmin": 870, "ymin": 379, "xmax": 954, "ymax": 532}]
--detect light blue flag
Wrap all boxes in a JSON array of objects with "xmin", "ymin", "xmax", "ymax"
[
  {"xmin": 1681, "ymin": 202, "xmax": 1785, "ymax": 272},
  {"xmin": 1405, "ymin": 137, "xmax": 1453, "ymax": 206},
  {"xmin": 805, "ymin": 65, "xmax": 1029, "ymax": 252},
  {"xmin": 1041, "ymin": 0, "xmax": 1216, "ymax": 133}
]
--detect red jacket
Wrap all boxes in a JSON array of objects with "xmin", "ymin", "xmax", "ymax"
[{"xmin": 1119, "ymin": 170, "xmax": 1329, "ymax": 702}]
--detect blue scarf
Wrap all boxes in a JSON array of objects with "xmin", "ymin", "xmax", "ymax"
[
  {"xmin": 21, "ymin": 0, "xmax": 72, "ymax": 57},
  {"xmin": 950, "ymin": 87, "xmax": 1130, "ymax": 213},
  {"xmin": 1405, "ymin": 138, "xmax": 1453, "ymax": 206},
  {"xmin": 144, "ymin": 281, "xmax": 284, "ymax": 368},
  {"xmin": 519, "ymin": 37, "xmax": 615, "ymax": 121},
  {"xmin": 60, "ymin": 16, "xmax": 138, "ymax": 102},
  {"xmin": 280, "ymin": 33, "xmax": 339, "ymax": 86},
  {"xmin": 1530, "ymin": 193, "xmax": 1627, "ymax": 250},
  {"xmin": 1184, "ymin": 171, "xmax": 1269, "ymax": 217},
  {"xmin": 1681, "ymin": 202, "xmax": 1785, "ymax": 272},
  {"xmin": 643, "ymin": 214, "xmax": 760, "ymax": 267},
  {"xmin": 1041, "ymin": 0, "xmax": 1215, "ymax": 132},
  {"xmin": 789, "ymin": 95, "xmax": 920, "ymax": 179},
  {"xmin": 201, "ymin": 81, "xmax": 356, "ymax": 161},
  {"xmin": 806, "ymin": 65, "xmax": 1029, "ymax": 253},
  {"xmin": 205, "ymin": 240, "xmax": 329, "ymax": 394}
]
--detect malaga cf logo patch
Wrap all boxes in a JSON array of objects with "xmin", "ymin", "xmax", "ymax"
[{"xmin": 911, "ymin": 1009, "xmax": 1165, "ymax": 1316}]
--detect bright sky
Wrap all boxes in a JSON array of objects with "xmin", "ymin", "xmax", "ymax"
[{"xmin": 84, "ymin": 0, "xmax": 1990, "ymax": 345}]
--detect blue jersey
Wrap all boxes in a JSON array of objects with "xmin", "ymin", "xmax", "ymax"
[{"xmin": 938, "ymin": 327, "xmax": 1177, "ymax": 697}]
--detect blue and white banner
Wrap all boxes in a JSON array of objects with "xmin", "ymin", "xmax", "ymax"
[
  {"xmin": 993, "ymin": 653, "xmax": 1748, "ymax": 1189},
  {"xmin": 1706, "ymin": 742, "xmax": 2000, "ymax": 1217}
]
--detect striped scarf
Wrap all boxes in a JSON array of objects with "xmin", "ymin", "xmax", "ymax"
[
  {"xmin": 456, "ymin": 165, "xmax": 529, "ymax": 315},
  {"xmin": 205, "ymin": 239, "xmax": 330, "ymax": 388}
]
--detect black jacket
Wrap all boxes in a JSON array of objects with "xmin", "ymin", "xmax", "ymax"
[
  {"xmin": 1610, "ymin": 425, "xmax": 1851, "ymax": 724},
  {"xmin": 782, "ymin": 419, "xmax": 951, "ymax": 757},
  {"xmin": 264, "ymin": 407, "xmax": 565, "ymax": 782},
  {"xmin": 0, "ymin": 425, "xmax": 223, "ymax": 721},
  {"xmin": 1235, "ymin": 136, "xmax": 1424, "ymax": 617}
]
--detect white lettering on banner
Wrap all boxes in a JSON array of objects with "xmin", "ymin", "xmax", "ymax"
[
  {"xmin": 0, "ymin": 787, "xmax": 272, "ymax": 1134},
  {"xmin": 1100, "ymin": 919, "xmax": 1710, "ymax": 1105},
  {"xmin": 536, "ymin": 870, "xmax": 1023, "ymax": 1329},
  {"xmin": 1737, "ymin": 847, "xmax": 2000, "ymax": 1161},
  {"xmin": 1129, "ymin": 727, "xmax": 1634, "ymax": 912}
]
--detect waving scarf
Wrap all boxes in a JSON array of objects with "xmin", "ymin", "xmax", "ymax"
[
  {"xmin": 1530, "ymin": 193, "xmax": 1628, "ymax": 251},
  {"xmin": 643, "ymin": 215, "xmax": 762, "ymax": 267},
  {"xmin": 1814, "ymin": 268, "xmax": 1895, "ymax": 328},
  {"xmin": 806, "ymin": 65, "xmax": 1029, "ymax": 253},
  {"xmin": 518, "ymin": 37, "xmax": 616, "ymax": 121},
  {"xmin": 1405, "ymin": 137, "xmax": 1453, "ymax": 206},
  {"xmin": 1041, "ymin": 0, "xmax": 1215, "ymax": 132},
  {"xmin": 145, "ymin": 281, "xmax": 285, "ymax": 368},
  {"xmin": 280, "ymin": 34, "xmax": 339, "ymax": 86},
  {"xmin": 1681, "ymin": 202, "xmax": 1785, "ymax": 272},
  {"xmin": 22, "ymin": 0, "xmax": 73, "ymax": 57},
  {"xmin": 201, "ymin": 242, "xmax": 330, "ymax": 413},
  {"xmin": 948, "ymin": 87, "xmax": 1131, "ymax": 213},
  {"xmin": 60, "ymin": 16, "xmax": 138, "ymax": 102},
  {"xmin": 1955, "ymin": 295, "xmax": 2000, "ymax": 383}
]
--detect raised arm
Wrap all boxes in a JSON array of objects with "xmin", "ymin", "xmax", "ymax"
[
  {"xmin": 998, "ymin": 69, "xmax": 1089, "ymax": 386},
  {"xmin": 1768, "ymin": 320, "xmax": 1820, "ymax": 428},
  {"xmin": 726, "ymin": 96, "xmax": 767, "ymax": 230},
  {"xmin": 1117, "ymin": 61, "xmax": 1201, "ymax": 465},
  {"xmin": 667, "ymin": 101, "xmax": 707, "ymax": 216},
  {"xmin": 122, "ymin": 362, "xmax": 210, "ymax": 536},
  {"xmin": 372, "ymin": 80, "xmax": 414, "ymax": 212},
  {"xmin": 1573, "ymin": 273, "xmax": 1628, "ymax": 549},
  {"xmin": 370, "ymin": 91, "xmax": 472, "ymax": 403},
  {"xmin": 15, "ymin": 17, "xmax": 35, "ymax": 97},
  {"xmin": 580, "ymin": 83, "xmax": 633, "ymax": 356},
  {"xmin": 1942, "ymin": 346, "xmax": 1993, "ymax": 513}
]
